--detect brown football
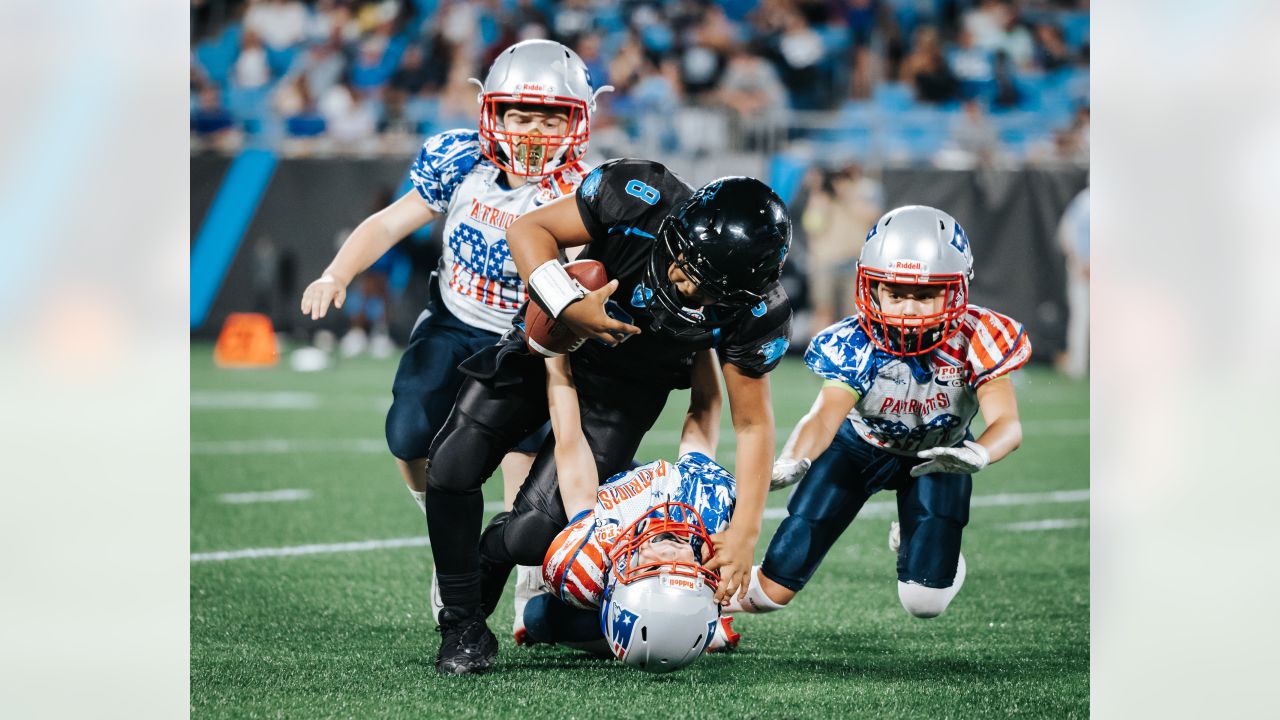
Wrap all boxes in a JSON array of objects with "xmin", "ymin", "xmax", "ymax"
[{"xmin": 524, "ymin": 259, "xmax": 609, "ymax": 357}]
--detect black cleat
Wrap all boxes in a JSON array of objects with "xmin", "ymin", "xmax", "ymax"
[{"xmin": 435, "ymin": 606, "xmax": 498, "ymax": 675}]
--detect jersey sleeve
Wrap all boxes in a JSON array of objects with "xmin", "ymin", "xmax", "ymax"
[
  {"xmin": 717, "ymin": 284, "xmax": 794, "ymax": 377},
  {"xmin": 575, "ymin": 158, "xmax": 687, "ymax": 240},
  {"xmin": 408, "ymin": 129, "xmax": 482, "ymax": 213},
  {"xmin": 674, "ymin": 452, "xmax": 736, "ymax": 538},
  {"xmin": 965, "ymin": 308, "xmax": 1032, "ymax": 388},
  {"xmin": 803, "ymin": 316, "xmax": 876, "ymax": 396},
  {"xmin": 542, "ymin": 510, "xmax": 609, "ymax": 610}
]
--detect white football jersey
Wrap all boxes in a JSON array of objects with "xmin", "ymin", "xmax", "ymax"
[
  {"xmin": 409, "ymin": 129, "xmax": 589, "ymax": 334},
  {"xmin": 543, "ymin": 452, "xmax": 736, "ymax": 610},
  {"xmin": 805, "ymin": 306, "xmax": 1032, "ymax": 455}
]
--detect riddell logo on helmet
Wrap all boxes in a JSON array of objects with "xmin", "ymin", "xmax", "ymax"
[
  {"xmin": 516, "ymin": 82, "xmax": 550, "ymax": 95},
  {"xmin": 661, "ymin": 575, "xmax": 700, "ymax": 592},
  {"xmin": 891, "ymin": 259, "xmax": 928, "ymax": 273}
]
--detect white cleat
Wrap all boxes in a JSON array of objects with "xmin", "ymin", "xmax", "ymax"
[
  {"xmin": 430, "ymin": 567, "xmax": 444, "ymax": 625},
  {"xmin": 888, "ymin": 520, "xmax": 901, "ymax": 553},
  {"xmin": 512, "ymin": 564, "xmax": 547, "ymax": 646}
]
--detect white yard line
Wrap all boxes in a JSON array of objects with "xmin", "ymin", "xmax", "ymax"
[
  {"xmin": 191, "ymin": 536, "xmax": 430, "ymax": 563},
  {"xmin": 219, "ymin": 489, "xmax": 313, "ymax": 504},
  {"xmin": 192, "ymin": 438, "xmax": 388, "ymax": 455},
  {"xmin": 193, "ymin": 488, "xmax": 1089, "ymax": 563},
  {"xmin": 191, "ymin": 391, "xmax": 320, "ymax": 410},
  {"xmin": 999, "ymin": 518, "xmax": 1088, "ymax": 532}
]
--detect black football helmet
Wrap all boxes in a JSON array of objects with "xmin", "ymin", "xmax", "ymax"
[{"xmin": 644, "ymin": 176, "xmax": 792, "ymax": 335}]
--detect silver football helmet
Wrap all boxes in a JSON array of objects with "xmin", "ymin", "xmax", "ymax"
[
  {"xmin": 599, "ymin": 502, "xmax": 721, "ymax": 674},
  {"xmin": 470, "ymin": 39, "xmax": 612, "ymax": 177},
  {"xmin": 855, "ymin": 205, "xmax": 974, "ymax": 356}
]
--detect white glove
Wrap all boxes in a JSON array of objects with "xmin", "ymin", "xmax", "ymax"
[
  {"xmin": 770, "ymin": 457, "xmax": 811, "ymax": 491},
  {"xmin": 910, "ymin": 440, "xmax": 990, "ymax": 477}
]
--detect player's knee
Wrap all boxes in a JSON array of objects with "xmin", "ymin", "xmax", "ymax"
[
  {"xmin": 384, "ymin": 402, "xmax": 431, "ymax": 461},
  {"xmin": 898, "ymin": 553, "xmax": 966, "ymax": 619},
  {"xmin": 424, "ymin": 459, "xmax": 482, "ymax": 495},
  {"xmin": 508, "ymin": 513, "xmax": 564, "ymax": 567}
]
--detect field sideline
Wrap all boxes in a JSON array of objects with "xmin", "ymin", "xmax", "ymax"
[{"xmin": 191, "ymin": 344, "xmax": 1088, "ymax": 718}]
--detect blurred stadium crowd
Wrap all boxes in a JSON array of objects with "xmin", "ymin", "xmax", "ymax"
[{"xmin": 191, "ymin": 0, "xmax": 1089, "ymax": 168}]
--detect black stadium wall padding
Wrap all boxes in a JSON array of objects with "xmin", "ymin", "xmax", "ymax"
[{"xmin": 191, "ymin": 157, "xmax": 1086, "ymax": 361}]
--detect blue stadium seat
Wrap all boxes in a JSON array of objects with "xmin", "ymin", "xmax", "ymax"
[
  {"xmin": 1060, "ymin": 12, "xmax": 1090, "ymax": 52},
  {"xmin": 194, "ymin": 23, "xmax": 243, "ymax": 87},
  {"xmin": 286, "ymin": 114, "xmax": 326, "ymax": 137},
  {"xmin": 266, "ymin": 45, "xmax": 301, "ymax": 77},
  {"xmin": 873, "ymin": 82, "xmax": 916, "ymax": 113},
  {"xmin": 226, "ymin": 85, "xmax": 273, "ymax": 135},
  {"xmin": 817, "ymin": 25, "xmax": 850, "ymax": 54}
]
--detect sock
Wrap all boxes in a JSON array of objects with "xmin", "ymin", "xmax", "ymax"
[
  {"xmin": 436, "ymin": 570, "xmax": 483, "ymax": 610},
  {"xmin": 723, "ymin": 566, "xmax": 786, "ymax": 614},
  {"xmin": 408, "ymin": 488, "xmax": 426, "ymax": 516}
]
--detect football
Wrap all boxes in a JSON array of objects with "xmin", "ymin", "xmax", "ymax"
[{"xmin": 524, "ymin": 259, "xmax": 609, "ymax": 357}]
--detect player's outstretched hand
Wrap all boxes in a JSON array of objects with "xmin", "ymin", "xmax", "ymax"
[
  {"xmin": 706, "ymin": 529, "xmax": 755, "ymax": 603},
  {"xmin": 558, "ymin": 279, "xmax": 641, "ymax": 346},
  {"xmin": 300, "ymin": 274, "xmax": 348, "ymax": 320},
  {"xmin": 770, "ymin": 456, "xmax": 811, "ymax": 491},
  {"xmin": 910, "ymin": 440, "xmax": 990, "ymax": 477}
]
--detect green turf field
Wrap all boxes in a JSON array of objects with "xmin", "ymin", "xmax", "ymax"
[{"xmin": 191, "ymin": 344, "xmax": 1088, "ymax": 718}]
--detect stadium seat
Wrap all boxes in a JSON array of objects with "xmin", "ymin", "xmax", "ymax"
[
  {"xmin": 873, "ymin": 83, "xmax": 916, "ymax": 113},
  {"xmin": 286, "ymin": 114, "xmax": 326, "ymax": 137},
  {"xmin": 194, "ymin": 23, "xmax": 243, "ymax": 87},
  {"xmin": 226, "ymin": 85, "xmax": 273, "ymax": 135},
  {"xmin": 1060, "ymin": 12, "xmax": 1090, "ymax": 52}
]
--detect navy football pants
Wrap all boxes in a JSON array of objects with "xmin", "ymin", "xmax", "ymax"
[
  {"xmin": 761, "ymin": 421, "xmax": 972, "ymax": 590},
  {"xmin": 385, "ymin": 305, "xmax": 546, "ymax": 461}
]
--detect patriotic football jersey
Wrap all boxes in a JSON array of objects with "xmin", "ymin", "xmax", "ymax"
[
  {"xmin": 409, "ymin": 129, "xmax": 589, "ymax": 334},
  {"xmin": 805, "ymin": 307, "xmax": 1032, "ymax": 455},
  {"xmin": 542, "ymin": 452, "xmax": 736, "ymax": 610}
]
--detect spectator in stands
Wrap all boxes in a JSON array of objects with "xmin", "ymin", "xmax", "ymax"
[
  {"xmin": 802, "ymin": 163, "xmax": 883, "ymax": 328},
  {"xmin": 993, "ymin": 2, "xmax": 1035, "ymax": 71},
  {"xmin": 435, "ymin": 42, "xmax": 481, "ymax": 129},
  {"xmin": 319, "ymin": 77, "xmax": 378, "ymax": 142},
  {"xmin": 963, "ymin": 0, "xmax": 1006, "ymax": 50},
  {"xmin": 713, "ymin": 44, "xmax": 789, "ymax": 149},
  {"xmin": 232, "ymin": 30, "xmax": 273, "ymax": 90},
  {"xmin": 848, "ymin": 45, "xmax": 883, "ymax": 100},
  {"xmin": 606, "ymin": 32, "xmax": 647, "ymax": 96},
  {"xmin": 245, "ymin": 0, "xmax": 309, "ymax": 50},
  {"xmin": 946, "ymin": 98, "xmax": 1001, "ymax": 166},
  {"xmin": 898, "ymin": 26, "xmax": 959, "ymax": 104},
  {"xmin": 552, "ymin": 0, "xmax": 595, "ymax": 46},
  {"xmin": 950, "ymin": 28, "xmax": 994, "ymax": 99},
  {"xmin": 630, "ymin": 56, "xmax": 684, "ymax": 152},
  {"xmin": 991, "ymin": 50, "xmax": 1022, "ymax": 109},
  {"xmin": 1034, "ymin": 22, "xmax": 1072, "ymax": 72},
  {"xmin": 843, "ymin": 0, "xmax": 880, "ymax": 47},
  {"xmin": 679, "ymin": 6, "xmax": 735, "ymax": 97},
  {"xmin": 575, "ymin": 33, "xmax": 610, "ymax": 95},
  {"xmin": 776, "ymin": 8, "xmax": 827, "ymax": 109},
  {"xmin": 350, "ymin": 33, "xmax": 400, "ymax": 94},
  {"xmin": 302, "ymin": 37, "xmax": 347, "ymax": 102},
  {"xmin": 1056, "ymin": 186, "xmax": 1089, "ymax": 379}
]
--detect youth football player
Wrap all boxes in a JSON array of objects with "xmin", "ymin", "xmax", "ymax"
[
  {"xmin": 518, "ymin": 353, "xmax": 738, "ymax": 671},
  {"xmin": 726, "ymin": 205, "xmax": 1030, "ymax": 621},
  {"xmin": 424, "ymin": 163, "xmax": 793, "ymax": 674},
  {"xmin": 298, "ymin": 40, "xmax": 608, "ymax": 630}
]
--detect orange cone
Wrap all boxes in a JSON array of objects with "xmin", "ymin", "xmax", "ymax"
[{"xmin": 213, "ymin": 312, "xmax": 279, "ymax": 368}]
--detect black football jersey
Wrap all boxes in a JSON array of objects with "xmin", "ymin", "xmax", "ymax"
[{"xmin": 567, "ymin": 159, "xmax": 793, "ymax": 390}]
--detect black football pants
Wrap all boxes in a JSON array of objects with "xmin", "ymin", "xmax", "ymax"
[{"xmin": 423, "ymin": 349, "xmax": 670, "ymax": 610}]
